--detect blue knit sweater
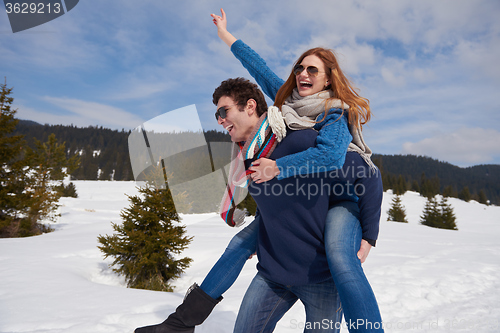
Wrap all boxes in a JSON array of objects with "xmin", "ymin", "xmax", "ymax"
[
  {"xmin": 232, "ymin": 39, "xmax": 382, "ymax": 243},
  {"xmin": 231, "ymin": 40, "xmax": 352, "ymax": 180}
]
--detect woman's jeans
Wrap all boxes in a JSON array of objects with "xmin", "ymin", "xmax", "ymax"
[
  {"xmin": 200, "ymin": 202, "xmax": 384, "ymax": 332},
  {"xmin": 233, "ymin": 273, "xmax": 342, "ymax": 333},
  {"xmin": 325, "ymin": 202, "xmax": 384, "ymax": 332},
  {"xmin": 200, "ymin": 216, "xmax": 260, "ymax": 299}
]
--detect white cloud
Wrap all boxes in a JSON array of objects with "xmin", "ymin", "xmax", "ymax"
[
  {"xmin": 454, "ymin": 38, "xmax": 500, "ymax": 81},
  {"xmin": 42, "ymin": 97, "xmax": 144, "ymax": 129},
  {"xmin": 401, "ymin": 128, "xmax": 500, "ymax": 166},
  {"xmin": 412, "ymin": 67, "xmax": 436, "ymax": 83},
  {"xmin": 15, "ymin": 104, "xmax": 88, "ymax": 127},
  {"xmin": 333, "ymin": 43, "xmax": 377, "ymax": 75},
  {"xmin": 380, "ymin": 66, "xmax": 406, "ymax": 87},
  {"xmin": 106, "ymin": 79, "xmax": 173, "ymax": 101}
]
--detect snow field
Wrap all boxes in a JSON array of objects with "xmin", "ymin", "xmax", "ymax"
[{"xmin": 1, "ymin": 182, "xmax": 499, "ymax": 332}]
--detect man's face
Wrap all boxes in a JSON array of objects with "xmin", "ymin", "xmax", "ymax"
[{"xmin": 217, "ymin": 95, "xmax": 258, "ymax": 143}]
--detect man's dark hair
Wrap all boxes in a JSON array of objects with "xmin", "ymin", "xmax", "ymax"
[{"xmin": 212, "ymin": 77, "xmax": 267, "ymax": 117}]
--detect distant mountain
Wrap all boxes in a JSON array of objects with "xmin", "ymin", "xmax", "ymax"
[
  {"xmin": 13, "ymin": 121, "xmax": 499, "ymax": 205},
  {"xmin": 372, "ymin": 154, "xmax": 500, "ymax": 205},
  {"xmin": 18, "ymin": 119, "xmax": 42, "ymax": 126}
]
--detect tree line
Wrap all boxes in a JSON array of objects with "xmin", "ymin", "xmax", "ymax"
[
  {"xmin": 15, "ymin": 120, "xmax": 499, "ymax": 206},
  {"xmin": 373, "ymin": 155, "xmax": 499, "ymax": 205}
]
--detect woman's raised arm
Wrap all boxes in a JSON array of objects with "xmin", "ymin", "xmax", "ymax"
[{"xmin": 210, "ymin": 8, "xmax": 237, "ymax": 47}]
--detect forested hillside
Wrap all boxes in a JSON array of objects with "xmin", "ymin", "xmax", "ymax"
[
  {"xmin": 373, "ymin": 154, "xmax": 500, "ymax": 205},
  {"xmin": 16, "ymin": 121, "xmax": 134, "ymax": 181},
  {"xmin": 15, "ymin": 120, "xmax": 500, "ymax": 205}
]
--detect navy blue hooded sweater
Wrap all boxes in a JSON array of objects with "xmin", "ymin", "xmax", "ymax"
[
  {"xmin": 248, "ymin": 128, "xmax": 333, "ymax": 286},
  {"xmin": 248, "ymin": 130, "xmax": 383, "ymax": 286}
]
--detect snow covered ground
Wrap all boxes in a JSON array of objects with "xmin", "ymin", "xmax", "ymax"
[{"xmin": 1, "ymin": 181, "xmax": 499, "ymax": 333}]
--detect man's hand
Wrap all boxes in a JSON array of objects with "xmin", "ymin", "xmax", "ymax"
[
  {"xmin": 357, "ymin": 239, "xmax": 372, "ymax": 263},
  {"xmin": 248, "ymin": 158, "xmax": 280, "ymax": 183}
]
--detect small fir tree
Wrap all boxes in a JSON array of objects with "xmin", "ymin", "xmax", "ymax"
[
  {"xmin": 55, "ymin": 182, "xmax": 78, "ymax": 198},
  {"xmin": 439, "ymin": 196, "xmax": 458, "ymax": 230},
  {"xmin": 22, "ymin": 133, "xmax": 80, "ymax": 235},
  {"xmin": 387, "ymin": 195, "xmax": 408, "ymax": 223},
  {"xmin": 420, "ymin": 196, "xmax": 440, "ymax": 228},
  {"xmin": 420, "ymin": 195, "xmax": 458, "ymax": 230},
  {"xmin": 97, "ymin": 181, "xmax": 193, "ymax": 292}
]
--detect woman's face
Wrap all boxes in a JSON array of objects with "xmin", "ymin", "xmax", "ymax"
[{"xmin": 294, "ymin": 54, "xmax": 329, "ymax": 97}]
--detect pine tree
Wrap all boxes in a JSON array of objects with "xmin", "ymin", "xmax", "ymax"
[
  {"xmin": 439, "ymin": 196, "xmax": 458, "ymax": 230},
  {"xmin": 1, "ymin": 83, "xmax": 19, "ymax": 232},
  {"xmin": 420, "ymin": 196, "xmax": 440, "ymax": 228},
  {"xmin": 419, "ymin": 173, "xmax": 440, "ymax": 198},
  {"xmin": 411, "ymin": 180, "xmax": 420, "ymax": 193},
  {"xmin": 97, "ymin": 182, "xmax": 193, "ymax": 292},
  {"xmin": 458, "ymin": 186, "xmax": 471, "ymax": 202},
  {"xmin": 419, "ymin": 172, "xmax": 430, "ymax": 197},
  {"xmin": 98, "ymin": 157, "xmax": 115, "ymax": 180},
  {"xmin": 442, "ymin": 185, "xmax": 455, "ymax": 198},
  {"xmin": 20, "ymin": 133, "xmax": 80, "ymax": 236},
  {"xmin": 478, "ymin": 190, "xmax": 487, "ymax": 205},
  {"xmin": 420, "ymin": 195, "xmax": 458, "ymax": 230},
  {"xmin": 0, "ymin": 82, "xmax": 33, "ymax": 237},
  {"xmin": 387, "ymin": 195, "xmax": 408, "ymax": 223},
  {"xmin": 55, "ymin": 182, "xmax": 78, "ymax": 198},
  {"xmin": 388, "ymin": 174, "xmax": 397, "ymax": 192},
  {"xmin": 393, "ymin": 175, "xmax": 407, "ymax": 195}
]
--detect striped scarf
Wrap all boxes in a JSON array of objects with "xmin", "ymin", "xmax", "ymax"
[{"xmin": 219, "ymin": 112, "xmax": 278, "ymax": 227}]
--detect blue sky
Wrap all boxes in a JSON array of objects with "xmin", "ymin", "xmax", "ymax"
[{"xmin": 2, "ymin": 0, "xmax": 499, "ymax": 167}]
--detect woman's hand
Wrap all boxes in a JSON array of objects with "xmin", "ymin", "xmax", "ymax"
[
  {"xmin": 357, "ymin": 239, "xmax": 372, "ymax": 263},
  {"xmin": 210, "ymin": 8, "xmax": 237, "ymax": 47},
  {"xmin": 210, "ymin": 8, "xmax": 227, "ymax": 34},
  {"xmin": 248, "ymin": 158, "xmax": 280, "ymax": 183}
]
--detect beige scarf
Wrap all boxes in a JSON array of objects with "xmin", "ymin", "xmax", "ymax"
[{"xmin": 269, "ymin": 88, "xmax": 376, "ymax": 171}]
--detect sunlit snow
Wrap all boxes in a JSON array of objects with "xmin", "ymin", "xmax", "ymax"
[{"xmin": 1, "ymin": 181, "xmax": 499, "ymax": 332}]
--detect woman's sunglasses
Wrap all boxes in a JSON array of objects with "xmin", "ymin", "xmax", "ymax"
[
  {"xmin": 215, "ymin": 105, "xmax": 235, "ymax": 121},
  {"xmin": 293, "ymin": 64, "xmax": 324, "ymax": 77}
]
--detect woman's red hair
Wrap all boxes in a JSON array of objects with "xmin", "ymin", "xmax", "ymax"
[{"xmin": 274, "ymin": 47, "xmax": 371, "ymax": 128}]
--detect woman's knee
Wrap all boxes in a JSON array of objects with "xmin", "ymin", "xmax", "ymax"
[
  {"xmin": 226, "ymin": 220, "xmax": 258, "ymax": 252},
  {"xmin": 325, "ymin": 203, "xmax": 363, "ymax": 272}
]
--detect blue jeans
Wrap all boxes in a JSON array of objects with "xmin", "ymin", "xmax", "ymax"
[
  {"xmin": 200, "ymin": 217, "xmax": 259, "ymax": 299},
  {"xmin": 233, "ymin": 272, "xmax": 342, "ymax": 333},
  {"xmin": 325, "ymin": 202, "xmax": 384, "ymax": 332}
]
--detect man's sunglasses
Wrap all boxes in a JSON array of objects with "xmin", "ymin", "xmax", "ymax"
[
  {"xmin": 293, "ymin": 64, "xmax": 325, "ymax": 77},
  {"xmin": 215, "ymin": 105, "xmax": 235, "ymax": 121}
]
